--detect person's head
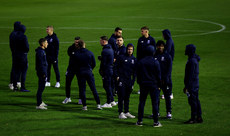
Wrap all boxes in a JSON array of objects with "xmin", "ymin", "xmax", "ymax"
[
  {"xmin": 145, "ymin": 45, "xmax": 155, "ymax": 56},
  {"xmin": 114, "ymin": 27, "xmax": 122, "ymax": 37},
  {"xmin": 162, "ymin": 29, "xmax": 171, "ymax": 40},
  {"xmin": 46, "ymin": 26, "xmax": 54, "ymax": 35},
  {"xmin": 100, "ymin": 36, "xmax": 108, "ymax": 46},
  {"xmin": 126, "ymin": 43, "xmax": 134, "ymax": 56},
  {"xmin": 116, "ymin": 36, "xmax": 124, "ymax": 47},
  {"xmin": 185, "ymin": 44, "xmax": 196, "ymax": 56},
  {"xmin": 156, "ymin": 40, "xmax": 166, "ymax": 54},
  {"xmin": 74, "ymin": 36, "xmax": 80, "ymax": 48},
  {"xmin": 141, "ymin": 26, "xmax": 149, "ymax": 37},
  {"xmin": 39, "ymin": 38, "xmax": 48, "ymax": 49},
  {"xmin": 78, "ymin": 40, "xmax": 86, "ymax": 48},
  {"xmin": 14, "ymin": 21, "xmax": 21, "ymax": 31},
  {"xmin": 19, "ymin": 24, "xmax": 26, "ymax": 33}
]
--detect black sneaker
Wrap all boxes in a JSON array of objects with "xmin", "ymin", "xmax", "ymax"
[
  {"xmin": 153, "ymin": 122, "xmax": 162, "ymax": 127},
  {"xmin": 197, "ymin": 117, "xmax": 203, "ymax": 123},
  {"xmin": 184, "ymin": 119, "xmax": 196, "ymax": 124},
  {"xmin": 135, "ymin": 121, "xmax": 143, "ymax": 126}
]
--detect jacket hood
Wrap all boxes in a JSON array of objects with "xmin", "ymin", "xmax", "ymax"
[
  {"xmin": 162, "ymin": 29, "xmax": 171, "ymax": 40},
  {"xmin": 185, "ymin": 44, "xmax": 196, "ymax": 55},
  {"xmin": 14, "ymin": 21, "xmax": 21, "ymax": 31},
  {"xmin": 19, "ymin": 25, "xmax": 26, "ymax": 33},
  {"xmin": 126, "ymin": 43, "xmax": 134, "ymax": 55},
  {"xmin": 194, "ymin": 54, "xmax": 201, "ymax": 62},
  {"xmin": 145, "ymin": 45, "xmax": 155, "ymax": 56}
]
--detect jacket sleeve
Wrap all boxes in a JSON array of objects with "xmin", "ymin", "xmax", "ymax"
[
  {"xmin": 91, "ymin": 52, "xmax": 96, "ymax": 70},
  {"xmin": 54, "ymin": 36, "xmax": 59, "ymax": 60},
  {"xmin": 136, "ymin": 39, "xmax": 141, "ymax": 60},
  {"xmin": 23, "ymin": 35, "xmax": 29, "ymax": 53},
  {"xmin": 184, "ymin": 60, "xmax": 196, "ymax": 89},
  {"xmin": 166, "ymin": 54, "xmax": 172, "ymax": 82},
  {"xmin": 154, "ymin": 60, "xmax": 161, "ymax": 87},
  {"xmin": 113, "ymin": 55, "xmax": 121, "ymax": 79},
  {"xmin": 131, "ymin": 58, "xmax": 137, "ymax": 86},
  {"xmin": 36, "ymin": 51, "xmax": 46, "ymax": 76},
  {"xmin": 136, "ymin": 61, "xmax": 141, "ymax": 84}
]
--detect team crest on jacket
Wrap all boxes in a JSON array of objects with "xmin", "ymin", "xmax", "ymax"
[
  {"xmin": 141, "ymin": 41, "xmax": 144, "ymax": 43},
  {"xmin": 125, "ymin": 60, "xmax": 128, "ymax": 62},
  {"xmin": 131, "ymin": 59, "xmax": 134, "ymax": 64},
  {"xmin": 147, "ymin": 40, "xmax": 150, "ymax": 44},
  {"xmin": 161, "ymin": 57, "xmax": 165, "ymax": 61},
  {"xmin": 50, "ymin": 38, "xmax": 53, "ymax": 42}
]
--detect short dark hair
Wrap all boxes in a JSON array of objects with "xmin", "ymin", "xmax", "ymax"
[
  {"xmin": 156, "ymin": 40, "xmax": 165, "ymax": 47},
  {"xmin": 116, "ymin": 36, "xmax": 123, "ymax": 39},
  {"xmin": 141, "ymin": 26, "xmax": 149, "ymax": 31},
  {"xmin": 115, "ymin": 27, "xmax": 122, "ymax": 32},
  {"xmin": 47, "ymin": 25, "xmax": 53, "ymax": 29},
  {"xmin": 39, "ymin": 38, "xmax": 47, "ymax": 46},
  {"xmin": 100, "ymin": 36, "xmax": 108, "ymax": 41},
  {"xmin": 78, "ymin": 40, "xmax": 85, "ymax": 48},
  {"xmin": 75, "ymin": 37, "xmax": 80, "ymax": 40}
]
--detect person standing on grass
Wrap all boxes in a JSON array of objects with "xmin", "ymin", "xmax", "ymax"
[
  {"xmin": 99, "ymin": 36, "xmax": 117, "ymax": 108},
  {"xmin": 183, "ymin": 44, "xmax": 203, "ymax": 124},
  {"xmin": 114, "ymin": 43, "xmax": 136, "ymax": 119},
  {"xmin": 136, "ymin": 46, "xmax": 162, "ymax": 127},
  {"xmin": 45, "ymin": 26, "xmax": 60, "ymax": 88},
  {"xmin": 36, "ymin": 38, "xmax": 48, "ymax": 110}
]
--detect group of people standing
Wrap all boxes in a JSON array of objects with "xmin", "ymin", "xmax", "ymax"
[{"xmin": 9, "ymin": 22, "xmax": 203, "ymax": 127}]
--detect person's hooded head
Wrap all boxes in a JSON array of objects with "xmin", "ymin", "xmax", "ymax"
[
  {"xmin": 14, "ymin": 21, "xmax": 21, "ymax": 31},
  {"xmin": 19, "ymin": 25, "xmax": 26, "ymax": 33},
  {"xmin": 145, "ymin": 45, "xmax": 155, "ymax": 57},
  {"xmin": 162, "ymin": 29, "xmax": 171, "ymax": 40},
  {"xmin": 126, "ymin": 43, "xmax": 134, "ymax": 56},
  {"xmin": 185, "ymin": 44, "xmax": 201, "ymax": 61}
]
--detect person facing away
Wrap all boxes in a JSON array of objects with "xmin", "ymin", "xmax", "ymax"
[
  {"xmin": 183, "ymin": 44, "xmax": 203, "ymax": 124},
  {"xmin": 114, "ymin": 43, "xmax": 137, "ymax": 119},
  {"xmin": 108, "ymin": 27, "xmax": 123, "ymax": 55},
  {"xmin": 35, "ymin": 38, "xmax": 48, "ymax": 110},
  {"xmin": 45, "ymin": 26, "xmax": 60, "ymax": 88},
  {"xmin": 136, "ymin": 46, "xmax": 162, "ymax": 127}
]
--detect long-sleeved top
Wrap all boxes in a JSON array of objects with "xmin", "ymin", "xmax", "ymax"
[
  {"xmin": 67, "ymin": 44, "xmax": 78, "ymax": 72},
  {"xmin": 136, "ymin": 35, "xmax": 156, "ymax": 60},
  {"xmin": 9, "ymin": 21, "xmax": 21, "ymax": 53},
  {"xmin": 99, "ymin": 44, "xmax": 114, "ymax": 76},
  {"xmin": 45, "ymin": 33, "xmax": 59, "ymax": 62},
  {"xmin": 36, "ymin": 47, "xmax": 48, "ymax": 76},
  {"xmin": 14, "ymin": 25, "xmax": 29, "ymax": 54},
  {"xmin": 108, "ymin": 34, "xmax": 118, "ymax": 54},
  {"xmin": 115, "ymin": 45, "xmax": 126, "ymax": 59},
  {"xmin": 162, "ymin": 29, "xmax": 175, "ymax": 61}
]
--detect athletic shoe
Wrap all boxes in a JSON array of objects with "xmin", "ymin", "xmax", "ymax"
[
  {"xmin": 78, "ymin": 99, "xmax": 82, "ymax": 105},
  {"xmin": 9, "ymin": 83, "xmax": 14, "ymax": 90},
  {"xmin": 45, "ymin": 82, "xmax": 51, "ymax": 87},
  {"xmin": 170, "ymin": 93, "xmax": 174, "ymax": 99},
  {"xmin": 97, "ymin": 104, "xmax": 102, "ymax": 110},
  {"xmin": 13, "ymin": 87, "xmax": 18, "ymax": 92},
  {"xmin": 161, "ymin": 95, "xmax": 165, "ymax": 99},
  {"xmin": 137, "ymin": 90, "xmax": 140, "ymax": 94},
  {"xmin": 153, "ymin": 122, "xmax": 162, "ymax": 127},
  {"xmin": 111, "ymin": 101, "xmax": 117, "ymax": 106},
  {"xmin": 119, "ymin": 112, "xmax": 127, "ymax": 119},
  {"xmin": 166, "ymin": 112, "xmax": 172, "ymax": 119},
  {"xmin": 55, "ymin": 82, "xmax": 60, "ymax": 88},
  {"xmin": 184, "ymin": 119, "xmax": 196, "ymax": 124},
  {"xmin": 82, "ymin": 106, "xmax": 87, "ymax": 111},
  {"xmin": 135, "ymin": 121, "xmax": 143, "ymax": 126},
  {"xmin": 40, "ymin": 102, "xmax": 48, "ymax": 107},
  {"xmin": 125, "ymin": 112, "xmax": 135, "ymax": 118},
  {"xmin": 101, "ymin": 103, "xmax": 112, "ymax": 108},
  {"xmin": 36, "ymin": 105, "xmax": 47, "ymax": 110},
  {"xmin": 20, "ymin": 89, "xmax": 30, "ymax": 92},
  {"xmin": 62, "ymin": 98, "xmax": 71, "ymax": 104},
  {"xmin": 197, "ymin": 117, "xmax": 203, "ymax": 123},
  {"xmin": 17, "ymin": 82, "xmax": 21, "ymax": 88}
]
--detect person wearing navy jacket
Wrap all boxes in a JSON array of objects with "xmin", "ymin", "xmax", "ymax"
[
  {"xmin": 162, "ymin": 29, "xmax": 175, "ymax": 99},
  {"xmin": 114, "ymin": 36, "xmax": 126, "ymax": 60},
  {"xmin": 36, "ymin": 38, "xmax": 48, "ymax": 110},
  {"xmin": 73, "ymin": 40, "xmax": 102, "ymax": 110},
  {"xmin": 45, "ymin": 26, "xmax": 60, "ymax": 88},
  {"xmin": 183, "ymin": 44, "xmax": 203, "ymax": 124},
  {"xmin": 13, "ymin": 24, "xmax": 29, "ymax": 92},
  {"xmin": 114, "ymin": 43, "xmax": 136, "ymax": 119},
  {"xmin": 99, "ymin": 36, "xmax": 117, "ymax": 108},
  {"xmin": 136, "ymin": 26, "xmax": 156, "ymax": 60},
  {"xmin": 155, "ymin": 40, "xmax": 172, "ymax": 119},
  {"xmin": 136, "ymin": 46, "xmax": 162, "ymax": 127},
  {"xmin": 9, "ymin": 21, "xmax": 21, "ymax": 90},
  {"xmin": 108, "ymin": 27, "xmax": 123, "ymax": 54}
]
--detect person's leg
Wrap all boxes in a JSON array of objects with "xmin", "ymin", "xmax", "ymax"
[
  {"xmin": 103, "ymin": 74, "xmax": 113, "ymax": 104},
  {"xmin": 53, "ymin": 60, "xmax": 60, "ymax": 82},
  {"xmin": 86, "ymin": 72, "xmax": 100, "ymax": 104},
  {"xmin": 65, "ymin": 71, "xmax": 74, "ymax": 98},
  {"xmin": 117, "ymin": 81, "xmax": 125, "ymax": 114},
  {"xmin": 124, "ymin": 84, "xmax": 132, "ymax": 113},
  {"xmin": 36, "ymin": 76, "xmax": 46, "ymax": 106},
  {"xmin": 137, "ymin": 85, "xmax": 149, "ymax": 122},
  {"xmin": 47, "ymin": 61, "xmax": 52, "ymax": 82},
  {"xmin": 20, "ymin": 58, "xmax": 28, "ymax": 90},
  {"xmin": 163, "ymin": 83, "xmax": 171, "ymax": 114},
  {"xmin": 188, "ymin": 91, "xmax": 197, "ymax": 120},
  {"xmin": 78, "ymin": 75, "xmax": 87, "ymax": 106},
  {"xmin": 150, "ymin": 87, "xmax": 160, "ymax": 123}
]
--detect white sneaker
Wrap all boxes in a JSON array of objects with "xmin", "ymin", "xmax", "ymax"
[
  {"xmin": 161, "ymin": 95, "xmax": 165, "ymax": 99},
  {"xmin": 78, "ymin": 99, "xmax": 82, "ymax": 105},
  {"xmin": 125, "ymin": 112, "xmax": 135, "ymax": 118},
  {"xmin": 101, "ymin": 103, "xmax": 112, "ymax": 108},
  {"xmin": 153, "ymin": 122, "xmax": 162, "ymax": 127},
  {"xmin": 137, "ymin": 90, "xmax": 140, "ymax": 94},
  {"xmin": 166, "ymin": 112, "xmax": 172, "ymax": 119},
  {"xmin": 55, "ymin": 82, "xmax": 60, "ymax": 88},
  {"xmin": 40, "ymin": 102, "xmax": 48, "ymax": 107},
  {"xmin": 170, "ymin": 93, "xmax": 174, "ymax": 99},
  {"xmin": 17, "ymin": 82, "xmax": 21, "ymax": 88},
  {"xmin": 97, "ymin": 104, "xmax": 102, "ymax": 110},
  {"xmin": 119, "ymin": 112, "xmax": 127, "ymax": 119},
  {"xmin": 9, "ymin": 83, "xmax": 14, "ymax": 90},
  {"xmin": 62, "ymin": 98, "xmax": 71, "ymax": 104},
  {"xmin": 111, "ymin": 101, "xmax": 117, "ymax": 106},
  {"xmin": 45, "ymin": 82, "xmax": 51, "ymax": 87},
  {"xmin": 36, "ymin": 105, "xmax": 47, "ymax": 110},
  {"xmin": 82, "ymin": 106, "xmax": 87, "ymax": 111}
]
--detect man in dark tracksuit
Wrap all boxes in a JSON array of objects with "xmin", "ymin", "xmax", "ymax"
[
  {"xmin": 184, "ymin": 44, "xmax": 203, "ymax": 124},
  {"xmin": 114, "ymin": 43, "xmax": 136, "ymax": 119},
  {"xmin": 99, "ymin": 36, "xmax": 117, "ymax": 108},
  {"xmin": 136, "ymin": 26, "xmax": 156, "ymax": 60},
  {"xmin": 45, "ymin": 26, "xmax": 60, "ymax": 88},
  {"xmin": 62, "ymin": 37, "xmax": 80, "ymax": 104},
  {"xmin": 36, "ymin": 38, "xmax": 48, "ymax": 110},
  {"xmin": 74, "ymin": 40, "xmax": 101, "ymax": 110},
  {"xmin": 155, "ymin": 40, "xmax": 172, "ymax": 119},
  {"xmin": 162, "ymin": 29, "xmax": 175, "ymax": 99},
  {"xmin": 136, "ymin": 46, "xmax": 162, "ymax": 127},
  {"xmin": 13, "ymin": 24, "xmax": 29, "ymax": 92},
  {"xmin": 9, "ymin": 21, "xmax": 21, "ymax": 90}
]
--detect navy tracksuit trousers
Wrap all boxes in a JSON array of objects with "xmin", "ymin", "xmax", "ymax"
[
  {"xmin": 47, "ymin": 60, "xmax": 60, "ymax": 82},
  {"xmin": 188, "ymin": 89, "xmax": 202, "ymax": 120},
  {"xmin": 36, "ymin": 75, "xmax": 46, "ymax": 106},
  {"xmin": 159, "ymin": 81, "xmax": 172, "ymax": 113},
  {"xmin": 65, "ymin": 70, "xmax": 78, "ymax": 98},
  {"xmin": 102, "ymin": 72, "xmax": 114, "ymax": 104}
]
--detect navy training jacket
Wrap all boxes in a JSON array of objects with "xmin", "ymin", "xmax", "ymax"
[
  {"xmin": 36, "ymin": 47, "xmax": 48, "ymax": 76},
  {"xmin": 45, "ymin": 33, "xmax": 59, "ymax": 62},
  {"xmin": 108, "ymin": 34, "xmax": 118, "ymax": 54},
  {"xmin": 115, "ymin": 45, "xmax": 126, "ymax": 59},
  {"xmin": 162, "ymin": 29, "xmax": 175, "ymax": 61},
  {"xmin": 99, "ymin": 44, "xmax": 114, "ymax": 76},
  {"xmin": 14, "ymin": 25, "xmax": 29, "ymax": 54},
  {"xmin": 9, "ymin": 21, "xmax": 21, "ymax": 53}
]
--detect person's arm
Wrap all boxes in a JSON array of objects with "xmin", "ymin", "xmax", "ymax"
[
  {"xmin": 136, "ymin": 39, "xmax": 141, "ymax": 60},
  {"xmin": 91, "ymin": 52, "xmax": 96, "ymax": 70},
  {"xmin": 155, "ymin": 60, "xmax": 161, "ymax": 88},
  {"xmin": 54, "ymin": 35, "xmax": 59, "ymax": 61},
  {"xmin": 131, "ymin": 58, "xmax": 137, "ymax": 86},
  {"xmin": 165, "ymin": 55, "xmax": 172, "ymax": 82}
]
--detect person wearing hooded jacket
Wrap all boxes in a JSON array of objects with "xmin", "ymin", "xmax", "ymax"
[
  {"xmin": 183, "ymin": 44, "xmax": 203, "ymax": 124},
  {"xmin": 114, "ymin": 43, "xmax": 137, "ymax": 119},
  {"xmin": 162, "ymin": 29, "xmax": 175, "ymax": 99},
  {"xmin": 13, "ymin": 24, "xmax": 29, "ymax": 92},
  {"xmin": 136, "ymin": 46, "xmax": 162, "ymax": 127},
  {"xmin": 9, "ymin": 21, "xmax": 21, "ymax": 90}
]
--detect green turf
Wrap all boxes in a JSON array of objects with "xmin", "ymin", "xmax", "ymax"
[{"xmin": 0, "ymin": 0, "xmax": 230, "ymax": 135}]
